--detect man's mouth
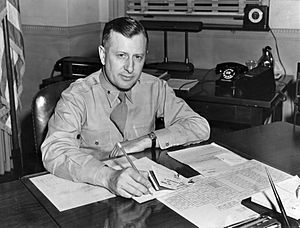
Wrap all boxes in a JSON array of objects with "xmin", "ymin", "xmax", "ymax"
[{"xmin": 121, "ymin": 74, "xmax": 134, "ymax": 81}]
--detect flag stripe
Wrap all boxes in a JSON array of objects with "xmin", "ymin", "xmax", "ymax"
[
  {"xmin": 6, "ymin": 0, "xmax": 25, "ymax": 107},
  {"xmin": 7, "ymin": 1, "xmax": 20, "ymax": 30},
  {"xmin": 8, "ymin": 22, "xmax": 23, "ymax": 55},
  {"xmin": 7, "ymin": 0, "xmax": 18, "ymax": 11},
  {"xmin": 0, "ymin": 6, "xmax": 6, "ymax": 21},
  {"xmin": 0, "ymin": 0, "xmax": 6, "ymax": 13}
]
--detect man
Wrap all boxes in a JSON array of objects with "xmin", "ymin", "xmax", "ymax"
[{"xmin": 41, "ymin": 17, "xmax": 210, "ymax": 198}]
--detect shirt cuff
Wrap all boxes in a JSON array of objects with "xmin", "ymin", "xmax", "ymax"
[{"xmin": 154, "ymin": 127, "xmax": 182, "ymax": 150}]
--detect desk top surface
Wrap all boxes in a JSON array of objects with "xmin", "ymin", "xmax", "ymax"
[
  {"xmin": 214, "ymin": 121, "xmax": 300, "ymax": 176},
  {"xmin": 4, "ymin": 121, "xmax": 300, "ymax": 227},
  {"xmin": 21, "ymin": 150, "xmax": 199, "ymax": 228},
  {"xmin": 0, "ymin": 179, "xmax": 57, "ymax": 227}
]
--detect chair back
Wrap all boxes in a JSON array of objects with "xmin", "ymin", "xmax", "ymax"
[{"xmin": 32, "ymin": 80, "xmax": 74, "ymax": 155}]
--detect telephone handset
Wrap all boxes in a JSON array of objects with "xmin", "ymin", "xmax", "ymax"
[{"xmin": 216, "ymin": 62, "xmax": 248, "ymax": 81}]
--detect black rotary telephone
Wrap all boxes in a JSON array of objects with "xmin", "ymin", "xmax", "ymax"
[{"xmin": 215, "ymin": 62, "xmax": 248, "ymax": 81}]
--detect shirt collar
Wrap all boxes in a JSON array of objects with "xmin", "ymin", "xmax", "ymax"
[{"xmin": 99, "ymin": 68, "xmax": 133, "ymax": 107}]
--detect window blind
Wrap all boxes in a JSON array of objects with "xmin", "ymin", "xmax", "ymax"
[{"xmin": 126, "ymin": 0, "xmax": 269, "ymax": 27}]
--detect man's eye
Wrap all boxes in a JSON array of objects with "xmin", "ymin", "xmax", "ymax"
[
  {"xmin": 135, "ymin": 56, "xmax": 143, "ymax": 61},
  {"xmin": 117, "ymin": 54, "xmax": 127, "ymax": 59}
]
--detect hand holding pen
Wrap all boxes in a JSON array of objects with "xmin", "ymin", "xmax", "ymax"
[
  {"xmin": 116, "ymin": 143, "xmax": 153, "ymax": 196},
  {"xmin": 102, "ymin": 143, "xmax": 152, "ymax": 198}
]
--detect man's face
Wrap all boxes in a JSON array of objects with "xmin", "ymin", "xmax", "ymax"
[{"xmin": 99, "ymin": 31, "xmax": 147, "ymax": 91}]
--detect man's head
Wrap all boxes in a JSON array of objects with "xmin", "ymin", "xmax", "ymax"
[{"xmin": 99, "ymin": 17, "xmax": 149, "ymax": 91}]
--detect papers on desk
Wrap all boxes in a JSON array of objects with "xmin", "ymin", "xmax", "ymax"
[
  {"xmin": 251, "ymin": 175, "xmax": 300, "ymax": 220},
  {"xmin": 28, "ymin": 143, "xmax": 297, "ymax": 227},
  {"xmin": 29, "ymin": 156, "xmax": 188, "ymax": 211},
  {"xmin": 158, "ymin": 143, "xmax": 293, "ymax": 227},
  {"xmin": 29, "ymin": 174, "xmax": 115, "ymax": 212},
  {"xmin": 168, "ymin": 142, "xmax": 248, "ymax": 177},
  {"xmin": 157, "ymin": 159, "xmax": 292, "ymax": 228}
]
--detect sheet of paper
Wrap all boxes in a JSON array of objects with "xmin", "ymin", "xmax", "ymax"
[
  {"xmin": 167, "ymin": 78, "xmax": 198, "ymax": 91},
  {"xmin": 132, "ymin": 157, "xmax": 192, "ymax": 203},
  {"xmin": 30, "ymin": 174, "xmax": 115, "ymax": 212},
  {"xmin": 168, "ymin": 143, "xmax": 247, "ymax": 176},
  {"xmin": 133, "ymin": 188, "xmax": 173, "ymax": 203},
  {"xmin": 152, "ymin": 165, "xmax": 191, "ymax": 190},
  {"xmin": 251, "ymin": 175, "xmax": 300, "ymax": 219},
  {"xmin": 157, "ymin": 160, "xmax": 292, "ymax": 228}
]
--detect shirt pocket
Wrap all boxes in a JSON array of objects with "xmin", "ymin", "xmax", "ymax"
[{"xmin": 80, "ymin": 129, "xmax": 113, "ymax": 151}]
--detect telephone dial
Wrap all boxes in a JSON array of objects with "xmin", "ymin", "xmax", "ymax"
[{"xmin": 215, "ymin": 62, "xmax": 248, "ymax": 81}]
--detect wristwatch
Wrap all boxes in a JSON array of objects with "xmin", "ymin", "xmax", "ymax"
[{"xmin": 148, "ymin": 132, "xmax": 157, "ymax": 149}]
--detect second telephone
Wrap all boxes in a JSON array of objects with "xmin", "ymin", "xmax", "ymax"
[{"xmin": 215, "ymin": 62, "xmax": 248, "ymax": 81}]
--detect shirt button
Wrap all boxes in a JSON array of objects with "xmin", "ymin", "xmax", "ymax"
[
  {"xmin": 165, "ymin": 142, "xmax": 169, "ymax": 147},
  {"xmin": 95, "ymin": 140, "xmax": 99, "ymax": 145}
]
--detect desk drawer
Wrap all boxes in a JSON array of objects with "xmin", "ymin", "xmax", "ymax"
[{"xmin": 188, "ymin": 101, "xmax": 269, "ymax": 126}]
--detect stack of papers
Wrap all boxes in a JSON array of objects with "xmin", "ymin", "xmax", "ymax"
[
  {"xmin": 168, "ymin": 143, "xmax": 248, "ymax": 177},
  {"xmin": 162, "ymin": 142, "xmax": 293, "ymax": 227},
  {"xmin": 29, "ymin": 143, "xmax": 297, "ymax": 228}
]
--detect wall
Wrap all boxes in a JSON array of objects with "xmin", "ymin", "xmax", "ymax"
[
  {"xmin": 20, "ymin": 0, "xmax": 108, "ymax": 26},
  {"xmin": 19, "ymin": 0, "xmax": 109, "ymax": 159},
  {"xmin": 19, "ymin": 0, "xmax": 109, "ymax": 120},
  {"xmin": 18, "ymin": 1, "xmax": 300, "ymax": 158}
]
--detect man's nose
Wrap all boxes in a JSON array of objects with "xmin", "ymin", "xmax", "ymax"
[{"xmin": 124, "ymin": 58, "xmax": 134, "ymax": 73}]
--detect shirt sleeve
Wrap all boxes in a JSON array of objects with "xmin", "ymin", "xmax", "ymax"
[
  {"xmin": 41, "ymin": 88, "xmax": 106, "ymax": 186},
  {"xmin": 154, "ymin": 80, "xmax": 210, "ymax": 149}
]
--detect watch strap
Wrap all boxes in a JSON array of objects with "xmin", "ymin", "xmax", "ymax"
[{"xmin": 148, "ymin": 132, "xmax": 157, "ymax": 149}]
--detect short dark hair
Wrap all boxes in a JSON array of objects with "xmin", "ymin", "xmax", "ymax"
[{"xmin": 102, "ymin": 17, "xmax": 148, "ymax": 48}]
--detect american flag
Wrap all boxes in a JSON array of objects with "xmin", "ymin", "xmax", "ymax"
[{"xmin": 0, "ymin": 0, "xmax": 25, "ymax": 174}]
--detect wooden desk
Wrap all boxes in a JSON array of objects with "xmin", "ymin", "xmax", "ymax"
[
  {"xmin": 213, "ymin": 121, "xmax": 300, "ymax": 176},
  {"xmin": 170, "ymin": 69, "xmax": 292, "ymax": 127},
  {"xmin": 3, "ymin": 121, "xmax": 299, "ymax": 227},
  {"xmin": 0, "ymin": 179, "xmax": 57, "ymax": 227},
  {"xmin": 21, "ymin": 152, "xmax": 199, "ymax": 228},
  {"xmin": 40, "ymin": 67, "xmax": 292, "ymax": 128},
  {"xmin": 213, "ymin": 121, "xmax": 300, "ymax": 226}
]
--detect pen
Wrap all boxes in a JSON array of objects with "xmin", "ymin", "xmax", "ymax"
[
  {"xmin": 117, "ymin": 142, "xmax": 138, "ymax": 170},
  {"xmin": 117, "ymin": 142, "xmax": 153, "ymax": 195},
  {"xmin": 224, "ymin": 215, "xmax": 264, "ymax": 228},
  {"xmin": 265, "ymin": 167, "xmax": 291, "ymax": 228}
]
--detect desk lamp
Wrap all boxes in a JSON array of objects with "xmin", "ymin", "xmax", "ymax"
[{"xmin": 140, "ymin": 20, "xmax": 202, "ymax": 72}]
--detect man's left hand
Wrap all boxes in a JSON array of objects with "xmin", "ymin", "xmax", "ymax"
[{"xmin": 110, "ymin": 135, "xmax": 152, "ymax": 157}]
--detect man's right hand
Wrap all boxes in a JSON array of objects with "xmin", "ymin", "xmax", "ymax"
[{"xmin": 99, "ymin": 166, "xmax": 152, "ymax": 198}]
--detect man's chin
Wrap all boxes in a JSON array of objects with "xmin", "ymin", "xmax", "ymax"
[{"xmin": 117, "ymin": 82, "xmax": 137, "ymax": 91}]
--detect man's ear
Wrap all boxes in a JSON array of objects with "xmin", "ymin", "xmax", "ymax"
[{"xmin": 98, "ymin": 45, "xmax": 106, "ymax": 66}]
